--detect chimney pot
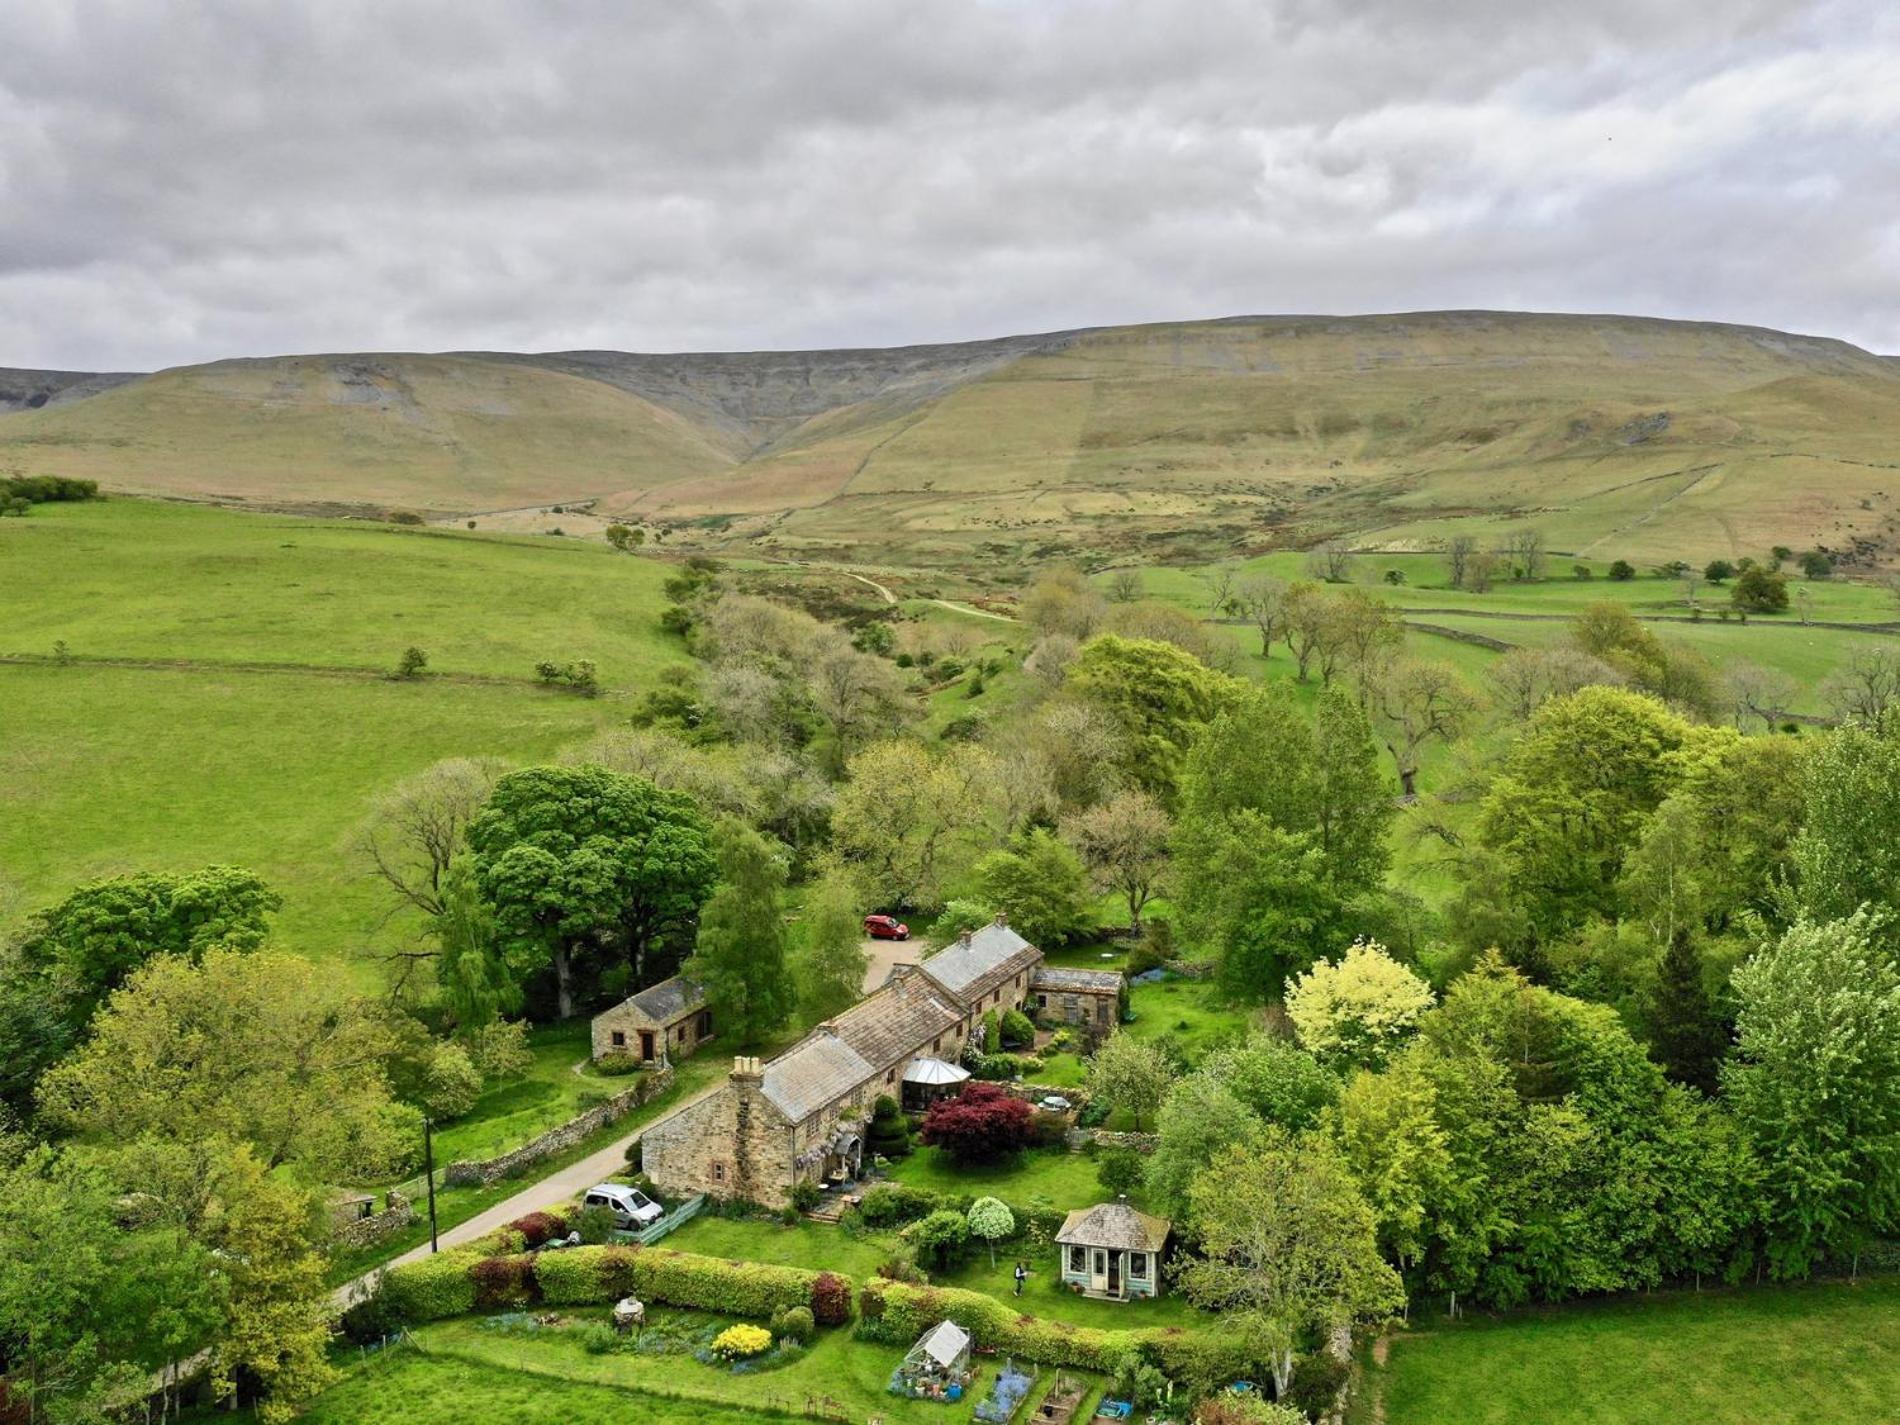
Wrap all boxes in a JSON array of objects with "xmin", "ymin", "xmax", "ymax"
[
  {"xmin": 993, "ymin": 911, "xmax": 1008, "ymax": 927},
  {"xmin": 958, "ymin": 929, "xmax": 973, "ymax": 946}
]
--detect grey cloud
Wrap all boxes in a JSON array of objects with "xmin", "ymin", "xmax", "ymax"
[{"xmin": 0, "ymin": 0, "xmax": 1894, "ymax": 369}]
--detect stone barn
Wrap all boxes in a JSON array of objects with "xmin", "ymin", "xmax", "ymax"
[
  {"xmin": 1030, "ymin": 966, "xmax": 1124, "ymax": 1043},
  {"xmin": 591, "ymin": 975, "xmax": 712, "ymax": 1065}
]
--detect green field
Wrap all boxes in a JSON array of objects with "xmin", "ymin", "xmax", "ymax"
[
  {"xmin": 1362, "ymin": 1278, "xmax": 1900, "ymax": 1425},
  {"xmin": 0, "ymin": 499, "xmax": 685, "ymax": 972}
]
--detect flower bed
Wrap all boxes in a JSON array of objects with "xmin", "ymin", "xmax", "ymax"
[{"xmin": 973, "ymin": 1358, "xmax": 1039, "ymax": 1423}]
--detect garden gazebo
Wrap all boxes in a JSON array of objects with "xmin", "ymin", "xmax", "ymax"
[{"xmin": 900, "ymin": 1056, "xmax": 971, "ymax": 1112}]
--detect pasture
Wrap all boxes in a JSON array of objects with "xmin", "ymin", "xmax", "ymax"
[{"xmin": 1360, "ymin": 1277, "xmax": 1900, "ymax": 1425}]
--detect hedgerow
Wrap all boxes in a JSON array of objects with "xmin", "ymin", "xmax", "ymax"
[{"xmin": 379, "ymin": 1249, "xmax": 479, "ymax": 1321}]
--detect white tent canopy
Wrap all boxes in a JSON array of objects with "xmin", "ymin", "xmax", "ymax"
[{"xmin": 902, "ymin": 1057, "xmax": 971, "ymax": 1087}]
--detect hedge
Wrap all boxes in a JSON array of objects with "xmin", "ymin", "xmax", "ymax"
[
  {"xmin": 856, "ymin": 1279, "xmax": 1254, "ymax": 1384},
  {"xmin": 379, "ymin": 1250, "xmax": 480, "ymax": 1321},
  {"xmin": 854, "ymin": 1184, "xmax": 1064, "ymax": 1241},
  {"xmin": 380, "ymin": 1244, "xmax": 835, "ymax": 1324}
]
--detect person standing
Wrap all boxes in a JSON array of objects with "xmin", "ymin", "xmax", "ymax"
[{"xmin": 1013, "ymin": 1261, "xmax": 1028, "ymax": 1297}]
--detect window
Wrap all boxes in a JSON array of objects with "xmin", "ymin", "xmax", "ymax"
[
  {"xmin": 712, "ymin": 1162, "xmax": 726, "ymax": 1184},
  {"xmin": 1069, "ymin": 1246, "xmax": 1087, "ymax": 1272},
  {"xmin": 933, "ymin": 1036, "xmax": 941, "ymax": 1053},
  {"xmin": 1097, "ymin": 1002, "xmax": 1110, "ymax": 1024},
  {"xmin": 1093, "ymin": 1250, "xmax": 1107, "ymax": 1276},
  {"xmin": 1037, "ymin": 994, "xmax": 1047, "ymax": 1009},
  {"xmin": 610, "ymin": 1030, "xmax": 627, "ymax": 1047},
  {"xmin": 886, "ymin": 1069, "xmax": 895, "ymax": 1084},
  {"xmin": 1128, "ymin": 1253, "xmax": 1147, "ymax": 1279}
]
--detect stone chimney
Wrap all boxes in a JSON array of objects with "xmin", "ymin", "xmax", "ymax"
[
  {"xmin": 993, "ymin": 910, "xmax": 1009, "ymax": 928},
  {"xmin": 958, "ymin": 928, "xmax": 974, "ymax": 947},
  {"xmin": 730, "ymin": 1055, "xmax": 764, "ymax": 1083}
]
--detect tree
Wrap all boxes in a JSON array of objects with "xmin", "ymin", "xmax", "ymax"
[
  {"xmin": 1724, "ymin": 912, "xmax": 1900, "ymax": 1275},
  {"xmin": 918, "ymin": 1082, "xmax": 1035, "ymax": 1164},
  {"xmin": 1107, "ymin": 568, "xmax": 1145, "ymax": 604},
  {"xmin": 1065, "ymin": 636, "xmax": 1241, "ymax": 801},
  {"xmin": 1444, "ymin": 535, "xmax": 1476, "ymax": 589},
  {"xmin": 605, "ymin": 523, "xmax": 644, "ymax": 550},
  {"xmin": 358, "ymin": 757, "xmax": 508, "ymax": 918},
  {"xmin": 908, "ymin": 1208, "xmax": 971, "ymax": 1270},
  {"xmin": 0, "ymin": 865, "xmax": 280, "ymax": 1109},
  {"xmin": 1474, "ymin": 687, "xmax": 1692, "ymax": 944},
  {"xmin": 38, "ymin": 949, "xmax": 418, "ymax": 1182},
  {"xmin": 1724, "ymin": 660, "xmax": 1797, "ymax": 731},
  {"xmin": 1061, "ymin": 790, "xmax": 1171, "ymax": 931},
  {"xmin": 868, "ymin": 1094, "xmax": 913, "ymax": 1160},
  {"xmin": 1086, "ymin": 1034, "xmax": 1176, "ymax": 1131},
  {"xmin": 0, "ymin": 1146, "xmax": 220, "ymax": 1425},
  {"xmin": 1464, "ymin": 548, "xmax": 1499, "ymax": 592},
  {"xmin": 1179, "ymin": 1135, "xmax": 1404, "ymax": 1399},
  {"xmin": 1800, "ymin": 550, "xmax": 1833, "ymax": 579},
  {"xmin": 808, "ymin": 632, "xmax": 915, "ymax": 775},
  {"xmin": 1702, "ymin": 559, "xmax": 1735, "ymax": 583},
  {"xmin": 1097, "ymin": 1145, "xmax": 1146, "ymax": 1198},
  {"xmin": 1820, "ymin": 646, "xmax": 1900, "ymax": 724},
  {"xmin": 794, "ymin": 871, "xmax": 870, "ymax": 1022},
  {"xmin": 830, "ymin": 740, "xmax": 1008, "ymax": 909},
  {"xmin": 684, "ymin": 820, "xmax": 795, "ymax": 1046},
  {"xmin": 1235, "ymin": 574, "xmax": 1289, "ymax": 657},
  {"xmin": 1501, "ymin": 527, "xmax": 1547, "ymax": 581},
  {"xmin": 1312, "ymin": 687, "xmax": 1393, "ymax": 894},
  {"xmin": 1487, "ymin": 646, "xmax": 1623, "ymax": 723},
  {"xmin": 1280, "ymin": 581, "xmax": 1331, "ymax": 681},
  {"xmin": 395, "ymin": 645, "xmax": 429, "ymax": 678},
  {"xmin": 1646, "ymin": 931, "xmax": 1726, "ymax": 1094},
  {"xmin": 1366, "ymin": 659, "xmax": 1478, "ymax": 798},
  {"xmin": 1323, "ymin": 588, "xmax": 1403, "ymax": 687},
  {"xmin": 1145, "ymin": 1073, "xmax": 1265, "ymax": 1220},
  {"xmin": 1305, "ymin": 541, "xmax": 1352, "ymax": 583},
  {"xmin": 966, "ymin": 1196, "xmax": 1016, "ymax": 1266},
  {"xmin": 466, "ymin": 765, "xmax": 717, "ymax": 1018},
  {"xmin": 1203, "ymin": 1035, "xmax": 1338, "ymax": 1131},
  {"xmin": 1021, "ymin": 566, "xmax": 1107, "ymax": 639},
  {"xmin": 1792, "ymin": 712, "xmax": 1900, "ymax": 922},
  {"xmin": 1608, "ymin": 559, "xmax": 1636, "ymax": 581},
  {"xmin": 1286, "ymin": 939, "xmax": 1434, "ymax": 1070},
  {"xmin": 1730, "ymin": 567, "xmax": 1789, "ymax": 613},
  {"xmin": 973, "ymin": 829, "xmax": 1094, "ymax": 948}
]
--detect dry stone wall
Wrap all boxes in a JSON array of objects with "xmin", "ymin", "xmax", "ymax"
[{"xmin": 443, "ymin": 1067, "xmax": 675, "ymax": 1189}]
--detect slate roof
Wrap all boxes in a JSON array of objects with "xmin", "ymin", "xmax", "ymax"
[
  {"xmin": 1031, "ymin": 966, "xmax": 1124, "ymax": 994},
  {"xmin": 761, "ymin": 1033, "xmax": 874, "ymax": 1121},
  {"xmin": 1057, "ymin": 1200, "xmax": 1172, "ymax": 1252},
  {"xmin": 620, "ymin": 975, "xmax": 706, "ymax": 1026},
  {"xmin": 826, "ymin": 970, "xmax": 961, "ymax": 1068},
  {"xmin": 920, "ymin": 920, "xmax": 1041, "ymax": 1006}
]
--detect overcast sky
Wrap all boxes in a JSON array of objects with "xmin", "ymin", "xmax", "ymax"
[{"xmin": 3, "ymin": 0, "xmax": 1896, "ymax": 371}]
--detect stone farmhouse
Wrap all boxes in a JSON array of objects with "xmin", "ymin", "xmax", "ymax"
[
  {"xmin": 590, "ymin": 974, "xmax": 712, "ymax": 1065},
  {"xmin": 644, "ymin": 914, "xmax": 1095, "ymax": 1207},
  {"xmin": 1028, "ymin": 965, "xmax": 1123, "ymax": 1044}
]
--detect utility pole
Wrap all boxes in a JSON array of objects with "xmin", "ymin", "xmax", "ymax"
[{"xmin": 424, "ymin": 1117, "xmax": 439, "ymax": 1254}]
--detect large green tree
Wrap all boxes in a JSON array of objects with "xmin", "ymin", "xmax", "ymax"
[
  {"xmin": 1792, "ymin": 712, "xmax": 1900, "ymax": 923},
  {"xmin": 466, "ymin": 765, "xmax": 717, "ymax": 1018},
  {"xmin": 1144, "ymin": 1072, "xmax": 1265, "ymax": 1220},
  {"xmin": 1084, "ymin": 1033, "xmax": 1175, "ymax": 1132},
  {"xmin": 683, "ymin": 820, "xmax": 795, "ymax": 1046},
  {"xmin": 38, "ymin": 949, "xmax": 419, "ymax": 1182},
  {"xmin": 973, "ymin": 828, "xmax": 1094, "ymax": 948},
  {"xmin": 1179, "ymin": 1134, "xmax": 1404, "ymax": 1399},
  {"xmin": 1723, "ymin": 912, "xmax": 1900, "ymax": 1275},
  {"xmin": 1063, "ymin": 635, "xmax": 1241, "ymax": 801},
  {"xmin": 0, "ymin": 866, "xmax": 279, "ymax": 1109},
  {"xmin": 794, "ymin": 871, "xmax": 871, "ymax": 1022}
]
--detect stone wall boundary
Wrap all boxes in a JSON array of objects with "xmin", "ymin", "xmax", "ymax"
[{"xmin": 442, "ymin": 1066, "xmax": 675, "ymax": 1189}]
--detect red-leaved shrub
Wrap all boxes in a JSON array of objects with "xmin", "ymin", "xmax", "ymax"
[
  {"xmin": 471, "ymin": 1253, "xmax": 537, "ymax": 1310},
  {"xmin": 509, "ymin": 1211, "xmax": 568, "ymax": 1248},
  {"xmin": 918, "ymin": 1082, "xmax": 1035, "ymax": 1163},
  {"xmin": 810, "ymin": 1270, "xmax": 851, "ymax": 1326}
]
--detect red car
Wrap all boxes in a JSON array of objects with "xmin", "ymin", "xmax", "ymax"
[{"xmin": 863, "ymin": 914, "xmax": 911, "ymax": 941}]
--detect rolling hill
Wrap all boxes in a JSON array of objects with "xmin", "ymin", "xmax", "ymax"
[{"xmin": 5, "ymin": 311, "xmax": 1898, "ymax": 566}]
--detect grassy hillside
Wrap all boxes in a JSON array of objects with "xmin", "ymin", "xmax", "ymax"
[
  {"xmin": 0, "ymin": 353, "xmax": 738, "ymax": 512},
  {"xmin": 8, "ymin": 312, "xmax": 1899, "ymax": 567},
  {"xmin": 0, "ymin": 500, "xmax": 688, "ymax": 975}
]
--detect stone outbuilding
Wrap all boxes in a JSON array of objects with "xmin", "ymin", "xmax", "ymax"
[
  {"xmin": 590, "ymin": 975, "xmax": 711, "ymax": 1065},
  {"xmin": 1029, "ymin": 966, "xmax": 1124, "ymax": 1043},
  {"xmin": 1056, "ymin": 1197, "xmax": 1171, "ymax": 1300}
]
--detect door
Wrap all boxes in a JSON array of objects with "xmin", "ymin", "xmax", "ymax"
[
  {"xmin": 1092, "ymin": 1249, "xmax": 1108, "ymax": 1292},
  {"xmin": 639, "ymin": 1030, "xmax": 654, "ymax": 1061},
  {"xmin": 1107, "ymin": 1251, "xmax": 1122, "ymax": 1296}
]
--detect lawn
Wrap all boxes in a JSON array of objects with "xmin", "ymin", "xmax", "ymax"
[
  {"xmin": 933, "ymin": 1253, "xmax": 1206, "ymax": 1330},
  {"xmin": 427, "ymin": 1022, "xmax": 621, "ymax": 1165},
  {"xmin": 1363, "ymin": 1277, "xmax": 1900, "ymax": 1425},
  {"xmin": 1120, "ymin": 977, "xmax": 1253, "ymax": 1067},
  {"xmin": 665, "ymin": 1214, "xmax": 897, "ymax": 1281},
  {"xmin": 883, "ymin": 1145, "xmax": 1109, "ymax": 1211}
]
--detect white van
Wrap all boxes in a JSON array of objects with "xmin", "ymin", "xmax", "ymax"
[{"xmin": 583, "ymin": 1183, "xmax": 664, "ymax": 1229}]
